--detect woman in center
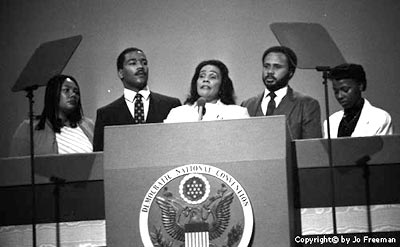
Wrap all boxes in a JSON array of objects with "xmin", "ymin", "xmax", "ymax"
[{"xmin": 164, "ymin": 60, "xmax": 249, "ymax": 122}]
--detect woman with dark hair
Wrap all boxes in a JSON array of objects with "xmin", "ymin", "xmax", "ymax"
[
  {"xmin": 10, "ymin": 74, "xmax": 94, "ymax": 156},
  {"xmin": 164, "ymin": 60, "xmax": 249, "ymax": 122}
]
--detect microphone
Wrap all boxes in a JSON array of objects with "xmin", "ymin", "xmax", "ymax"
[{"xmin": 197, "ymin": 97, "xmax": 206, "ymax": 121}]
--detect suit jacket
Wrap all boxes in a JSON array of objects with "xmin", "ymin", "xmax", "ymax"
[
  {"xmin": 93, "ymin": 92, "xmax": 181, "ymax": 151},
  {"xmin": 324, "ymin": 98, "xmax": 393, "ymax": 138},
  {"xmin": 241, "ymin": 86, "xmax": 322, "ymax": 140}
]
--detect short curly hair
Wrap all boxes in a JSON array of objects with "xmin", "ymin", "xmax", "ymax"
[
  {"xmin": 329, "ymin": 63, "xmax": 367, "ymax": 91},
  {"xmin": 116, "ymin": 47, "xmax": 144, "ymax": 70}
]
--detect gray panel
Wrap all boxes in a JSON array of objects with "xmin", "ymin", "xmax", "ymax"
[
  {"xmin": 104, "ymin": 117, "xmax": 286, "ymax": 169},
  {"xmin": 294, "ymin": 135, "xmax": 400, "ymax": 168}
]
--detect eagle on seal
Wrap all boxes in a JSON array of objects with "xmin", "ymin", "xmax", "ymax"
[{"xmin": 155, "ymin": 187, "xmax": 234, "ymax": 242}]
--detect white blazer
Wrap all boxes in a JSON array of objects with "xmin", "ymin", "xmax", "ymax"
[
  {"xmin": 164, "ymin": 100, "xmax": 249, "ymax": 123},
  {"xmin": 324, "ymin": 99, "xmax": 393, "ymax": 138}
]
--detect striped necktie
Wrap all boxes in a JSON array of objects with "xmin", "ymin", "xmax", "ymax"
[{"xmin": 133, "ymin": 93, "xmax": 145, "ymax": 124}]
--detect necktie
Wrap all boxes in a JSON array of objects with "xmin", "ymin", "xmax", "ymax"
[
  {"xmin": 266, "ymin": 92, "xmax": 276, "ymax": 116},
  {"xmin": 133, "ymin": 94, "xmax": 145, "ymax": 124}
]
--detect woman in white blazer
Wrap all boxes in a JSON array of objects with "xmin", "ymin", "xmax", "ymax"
[{"xmin": 323, "ymin": 63, "xmax": 393, "ymax": 138}]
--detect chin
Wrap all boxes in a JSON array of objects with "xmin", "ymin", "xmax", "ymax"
[
  {"xmin": 198, "ymin": 91, "xmax": 209, "ymax": 98},
  {"xmin": 136, "ymin": 82, "xmax": 148, "ymax": 90},
  {"xmin": 266, "ymin": 85, "xmax": 277, "ymax": 91},
  {"xmin": 264, "ymin": 81, "xmax": 276, "ymax": 89}
]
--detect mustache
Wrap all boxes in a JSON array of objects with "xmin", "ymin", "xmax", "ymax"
[{"xmin": 135, "ymin": 69, "xmax": 147, "ymax": 76}]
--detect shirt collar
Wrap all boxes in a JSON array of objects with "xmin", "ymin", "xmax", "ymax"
[
  {"xmin": 264, "ymin": 86, "xmax": 287, "ymax": 99},
  {"xmin": 124, "ymin": 86, "xmax": 150, "ymax": 102}
]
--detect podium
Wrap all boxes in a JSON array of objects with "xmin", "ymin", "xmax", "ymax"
[
  {"xmin": 0, "ymin": 153, "xmax": 105, "ymax": 246},
  {"xmin": 103, "ymin": 116, "xmax": 296, "ymax": 247},
  {"xmin": 294, "ymin": 135, "xmax": 400, "ymax": 236},
  {"xmin": 2, "ymin": 122, "xmax": 399, "ymax": 246}
]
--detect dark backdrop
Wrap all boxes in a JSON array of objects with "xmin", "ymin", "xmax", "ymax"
[{"xmin": 1, "ymin": 0, "xmax": 399, "ymax": 157}]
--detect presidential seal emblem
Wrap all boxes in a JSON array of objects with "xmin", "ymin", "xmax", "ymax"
[{"xmin": 139, "ymin": 164, "xmax": 254, "ymax": 247}]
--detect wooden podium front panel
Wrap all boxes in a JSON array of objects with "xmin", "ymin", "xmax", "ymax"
[{"xmin": 103, "ymin": 117, "xmax": 292, "ymax": 247}]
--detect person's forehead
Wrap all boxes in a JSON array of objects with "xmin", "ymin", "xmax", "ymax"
[
  {"xmin": 124, "ymin": 50, "xmax": 147, "ymax": 60},
  {"xmin": 200, "ymin": 65, "xmax": 220, "ymax": 74},
  {"xmin": 62, "ymin": 78, "xmax": 77, "ymax": 87},
  {"xmin": 333, "ymin": 78, "xmax": 357, "ymax": 86},
  {"xmin": 264, "ymin": 52, "xmax": 288, "ymax": 64}
]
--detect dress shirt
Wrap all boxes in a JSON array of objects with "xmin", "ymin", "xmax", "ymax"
[
  {"xmin": 124, "ymin": 86, "xmax": 150, "ymax": 121},
  {"xmin": 261, "ymin": 86, "xmax": 288, "ymax": 115}
]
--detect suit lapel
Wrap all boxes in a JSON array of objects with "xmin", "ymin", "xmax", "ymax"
[
  {"xmin": 351, "ymin": 99, "xmax": 369, "ymax": 136},
  {"xmin": 274, "ymin": 87, "xmax": 296, "ymax": 116},
  {"xmin": 146, "ymin": 93, "xmax": 158, "ymax": 122},
  {"xmin": 250, "ymin": 93, "xmax": 264, "ymax": 116},
  {"xmin": 115, "ymin": 96, "xmax": 135, "ymax": 123}
]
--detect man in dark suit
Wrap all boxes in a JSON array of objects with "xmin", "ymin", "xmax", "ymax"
[
  {"xmin": 241, "ymin": 46, "xmax": 322, "ymax": 140},
  {"xmin": 93, "ymin": 47, "xmax": 181, "ymax": 151}
]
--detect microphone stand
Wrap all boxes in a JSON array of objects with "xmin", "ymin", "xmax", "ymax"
[
  {"xmin": 11, "ymin": 35, "xmax": 83, "ymax": 247},
  {"xmin": 26, "ymin": 85, "xmax": 39, "ymax": 247},
  {"xmin": 316, "ymin": 66, "xmax": 337, "ymax": 234}
]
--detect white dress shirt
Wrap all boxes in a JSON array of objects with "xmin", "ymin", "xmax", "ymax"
[
  {"xmin": 124, "ymin": 86, "xmax": 151, "ymax": 121},
  {"xmin": 260, "ymin": 86, "xmax": 288, "ymax": 115}
]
